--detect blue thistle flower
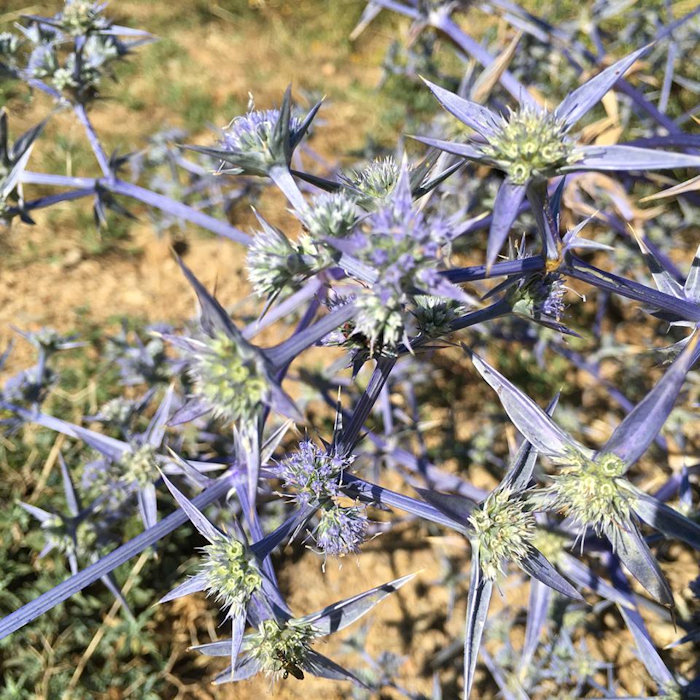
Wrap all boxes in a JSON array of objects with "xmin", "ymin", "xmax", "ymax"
[
  {"xmin": 57, "ymin": 1, "xmax": 110, "ymax": 36},
  {"xmin": 420, "ymin": 47, "xmax": 700, "ymax": 269},
  {"xmin": 279, "ymin": 440, "xmax": 351, "ymax": 505},
  {"xmin": 192, "ymin": 573, "xmax": 416, "ymax": 685},
  {"xmin": 167, "ymin": 258, "xmax": 301, "ymax": 427},
  {"xmin": 305, "ymin": 190, "xmax": 359, "ymax": 239},
  {"xmin": 331, "ymin": 161, "xmax": 467, "ymax": 355},
  {"xmin": 314, "ymin": 503, "xmax": 369, "ymax": 558},
  {"xmin": 341, "ymin": 156, "xmax": 400, "ymax": 208},
  {"xmin": 184, "ymin": 88, "xmax": 321, "ymax": 185},
  {"xmin": 246, "ymin": 213, "xmax": 323, "ymax": 302},
  {"xmin": 467, "ymin": 334, "xmax": 700, "ymax": 604}
]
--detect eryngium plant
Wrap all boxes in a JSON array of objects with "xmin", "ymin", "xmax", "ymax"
[{"xmin": 1, "ymin": 1, "xmax": 700, "ymax": 698}]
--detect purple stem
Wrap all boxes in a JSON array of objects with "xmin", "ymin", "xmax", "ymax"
[
  {"xmin": 441, "ymin": 256, "xmax": 543, "ymax": 284},
  {"xmin": 0, "ymin": 471, "xmax": 238, "ymax": 641},
  {"xmin": 265, "ymin": 302, "xmax": 356, "ymax": 368},
  {"xmin": 434, "ymin": 16, "xmax": 537, "ymax": 107},
  {"xmin": 335, "ymin": 356, "xmax": 397, "ymax": 457},
  {"xmin": 242, "ymin": 278, "xmax": 324, "ymax": 340},
  {"xmin": 13, "ymin": 188, "xmax": 96, "ymax": 214},
  {"xmin": 107, "ymin": 180, "xmax": 250, "ymax": 244},
  {"xmin": 21, "ymin": 172, "xmax": 95, "ymax": 188},
  {"xmin": 74, "ymin": 103, "xmax": 113, "ymax": 179},
  {"xmin": 19, "ymin": 172, "xmax": 251, "ymax": 244},
  {"xmin": 563, "ymin": 256, "xmax": 700, "ymax": 322}
]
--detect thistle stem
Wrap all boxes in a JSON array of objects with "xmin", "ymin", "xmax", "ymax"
[
  {"xmin": 74, "ymin": 103, "xmax": 113, "ymax": 179},
  {"xmin": 18, "ymin": 173, "xmax": 251, "ymax": 244},
  {"xmin": 563, "ymin": 256, "xmax": 700, "ymax": 323},
  {"xmin": 0, "ymin": 471, "xmax": 239, "ymax": 641},
  {"xmin": 441, "ymin": 256, "xmax": 543, "ymax": 284},
  {"xmin": 435, "ymin": 16, "xmax": 537, "ymax": 107}
]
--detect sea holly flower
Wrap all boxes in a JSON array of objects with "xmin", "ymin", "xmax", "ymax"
[
  {"xmin": 14, "ymin": 327, "xmax": 83, "ymax": 355},
  {"xmin": 1, "ymin": 326, "xmax": 81, "ymax": 407},
  {"xmin": 417, "ymin": 401, "xmax": 581, "ymax": 699},
  {"xmin": 467, "ymin": 488, "xmax": 538, "ymax": 581},
  {"xmin": 79, "ymin": 387, "xmax": 175, "ymax": 530},
  {"xmin": 279, "ymin": 440, "xmax": 352, "ymax": 506},
  {"xmin": 466, "ymin": 332, "xmax": 700, "ymax": 604},
  {"xmin": 248, "ymin": 192, "xmax": 362, "ymax": 304},
  {"xmin": 411, "ymin": 295, "xmax": 466, "ymax": 339},
  {"xmin": 305, "ymin": 190, "xmax": 359, "ymax": 239},
  {"xmin": 191, "ymin": 572, "xmax": 416, "ymax": 685},
  {"xmin": 278, "ymin": 440, "xmax": 369, "ymax": 558},
  {"xmin": 482, "ymin": 235, "xmax": 575, "ymax": 333},
  {"xmin": 246, "ymin": 212, "xmax": 325, "ymax": 304},
  {"xmin": 104, "ymin": 322, "xmax": 172, "ymax": 387},
  {"xmin": 185, "ymin": 88, "xmax": 321, "ymax": 212},
  {"xmin": 42, "ymin": 1, "xmax": 110, "ymax": 36},
  {"xmin": 313, "ymin": 503, "xmax": 369, "ymax": 558},
  {"xmin": 16, "ymin": 3, "xmax": 150, "ymax": 104},
  {"xmin": 168, "ymin": 257, "xmax": 356, "ymax": 505},
  {"xmin": 329, "ymin": 162, "xmax": 468, "ymax": 355},
  {"xmin": 507, "ymin": 272, "xmax": 568, "ymax": 331},
  {"xmin": 2, "ymin": 387, "xmax": 177, "ymax": 531},
  {"xmin": 158, "ymin": 472, "xmax": 288, "ymax": 677},
  {"xmin": 167, "ymin": 258, "xmax": 301, "ymax": 428},
  {"xmin": 340, "ymin": 156, "xmax": 400, "ymax": 208},
  {"xmin": 19, "ymin": 454, "xmax": 132, "ymax": 615},
  {"xmin": 2, "ymin": 363, "xmax": 57, "ymax": 406},
  {"xmin": 418, "ymin": 46, "xmax": 700, "ymax": 268}
]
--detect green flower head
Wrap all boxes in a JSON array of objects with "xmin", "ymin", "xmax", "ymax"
[
  {"xmin": 468, "ymin": 488, "xmax": 536, "ymax": 580},
  {"xmin": 480, "ymin": 106, "xmax": 574, "ymax": 185}
]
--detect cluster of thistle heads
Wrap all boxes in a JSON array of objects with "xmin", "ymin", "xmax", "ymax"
[{"xmin": 1, "ymin": 0, "xmax": 700, "ymax": 697}]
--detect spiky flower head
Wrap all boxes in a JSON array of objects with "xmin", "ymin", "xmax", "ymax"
[
  {"xmin": 314, "ymin": 503, "xmax": 369, "ymax": 557},
  {"xmin": 59, "ymin": 1, "xmax": 109, "ymax": 36},
  {"xmin": 30, "ymin": 511, "xmax": 96, "ymax": 560},
  {"xmin": 93, "ymin": 397, "xmax": 138, "ymax": 429},
  {"xmin": 187, "ymin": 89, "xmax": 320, "ymax": 178},
  {"xmin": 83, "ymin": 443, "xmax": 157, "ymax": 509},
  {"xmin": 345, "ymin": 170, "xmax": 454, "ymax": 354},
  {"xmin": 411, "ymin": 295, "xmax": 464, "ymax": 338},
  {"xmin": 353, "ymin": 294, "xmax": 406, "ymax": 354},
  {"xmin": 3, "ymin": 363, "xmax": 57, "ymax": 404},
  {"xmin": 199, "ymin": 535, "xmax": 263, "ymax": 617},
  {"xmin": 117, "ymin": 443, "xmax": 158, "ymax": 489},
  {"xmin": 468, "ymin": 488, "xmax": 536, "ymax": 580},
  {"xmin": 189, "ymin": 330, "xmax": 269, "ymax": 424},
  {"xmin": 533, "ymin": 451, "xmax": 631, "ymax": 540},
  {"xmin": 510, "ymin": 272, "xmax": 567, "ymax": 324},
  {"xmin": 279, "ymin": 440, "xmax": 353, "ymax": 505},
  {"xmin": 247, "ymin": 223, "xmax": 321, "ymax": 301},
  {"xmin": 480, "ymin": 106, "xmax": 574, "ymax": 185},
  {"xmin": 248, "ymin": 618, "xmax": 317, "ymax": 681},
  {"xmin": 18, "ymin": 327, "xmax": 82, "ymax": 357},
  {"xmin": 343, "ymin": 156, "xmax": 399, "ymax": 208},
  {"xmin": 221, "ymin": 107, "xmax": 300, "ymax": 175},
  {"xmin": 306, "ymin": 191, "xmax": 358, "ymax": 240}
]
